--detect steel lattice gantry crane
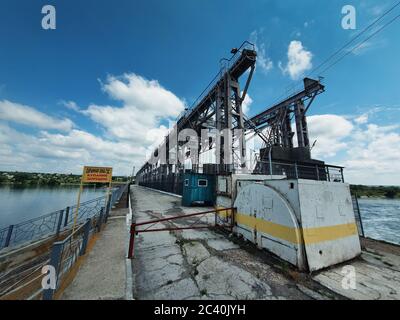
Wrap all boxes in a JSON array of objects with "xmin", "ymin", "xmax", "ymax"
[
  {"xmin": 244, "ymin": 77, "xmax": 326, "ymax": 174},
  {"xmin": 176, "ymin": 45, "xmax": 257, "ymax": 171},
  {"xmin": 139, "ymin": 42, "xmax": 258, "ymax": 180},
  {"xmin": 136, "ymin": 43, "xmax": 326, "ymax": 192},
  {"xmin": 244, "ymin": 77, "xmax": 325, "ymax": 149}
]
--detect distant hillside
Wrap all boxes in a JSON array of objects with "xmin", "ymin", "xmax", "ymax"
[
  {"xmin": 350, "ymin": 184, "xmax": 400, "ymax": 199},
  {"xmin": 0, "ymin": 171, "xmax": 128, "ymax": 186},
  {"xmin": 1, "ymin": 171, "xmax": 398, "ymax": 198}
]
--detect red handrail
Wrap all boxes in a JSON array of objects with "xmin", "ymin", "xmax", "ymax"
[{"xmin": 128, "ymin": 207, "xmax": 235, "ymax": 259}]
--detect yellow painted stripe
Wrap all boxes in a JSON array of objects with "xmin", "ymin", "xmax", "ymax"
[
  {"xmin": 236, "ymin": 213, "xmax": 301, "ymax": 244},
  {"xmin": 302, "ymin": 223, "xmax": 358, "ymax": 244},
  {"xmin": 235, "ymin": 212, "xmax": 357, "ymax": 245}
]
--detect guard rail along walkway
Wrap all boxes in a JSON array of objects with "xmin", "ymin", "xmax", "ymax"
[
  {"xmin": 0, "ymin": 184, "xmax": 127, "ymax": 252},
  {"xmin": 128, "ymin": 207, "xmax": 236, "ymax": 259},
  {"xmin": 0, "ymin": 183, "xmax": 129, "ymax": 300}
]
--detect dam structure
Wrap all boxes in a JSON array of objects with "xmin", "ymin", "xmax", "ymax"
[
  {"xmin": 135, "ymin": 41, "xmax": 360, "ymax": 272},
  {"xmin": 127, "ymin": 42, "xmax": 400, "ymax": 300}
]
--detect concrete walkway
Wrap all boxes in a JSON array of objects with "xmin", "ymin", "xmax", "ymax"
[
  {"xmin": 130, "ymin": 185, "xmax": 315, "ymax": 300},
  {"xmin": 313, "ymin": 238, "xmax": 400, "ymax": 300},
  {"xmin": 59, "ymin": 185, "xmax": 400, "ymax": 300},
  {"xmin": 60, "ymin": 207, "xmax": 128, "ymax": 300}
]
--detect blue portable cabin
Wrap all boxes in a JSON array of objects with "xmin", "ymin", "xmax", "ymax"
[{"xmin": 182, "ymin": 173, "xmax": 216, "ymax": 206}]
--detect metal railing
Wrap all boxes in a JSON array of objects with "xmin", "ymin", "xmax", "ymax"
[
  {"xmin": 42, "ymin": 218, "xmax": 92, "ymax": 300},
  {"xmin": 63, "ymin": 196, "xmax": 108, "ymax": 228},
  {"xmin": 253, "ymin": 160, "xmax": 345, "ymax": 182},
  {"xmin": 0, "ymin": 184, "xmax": 128, "ymax": 251},
  {"xmin": 43, "ymin": 184, "xmax": 129, "ymax": 300}
]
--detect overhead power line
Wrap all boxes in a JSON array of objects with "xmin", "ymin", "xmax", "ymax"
[
  {"xmin": 264, "ymin": 1, "xmax": 400, "ymax": 109},
  {"xmin": 309, "ymin": 0, "xmax": 400, "ymax": 76},
  {"xmin": 318, "ymin": 12, "xmax": 400, "ymax": 75}
]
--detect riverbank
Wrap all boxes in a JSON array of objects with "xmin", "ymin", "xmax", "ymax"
[
  {"xmin": 0, "ymin": 171, "xmax": 128, "ymax": 187},
  {"xmin": 351, "ymin": 184, "xmax": 400, "ymax": 199}
]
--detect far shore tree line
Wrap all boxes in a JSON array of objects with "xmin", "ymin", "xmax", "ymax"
[
  {"xmin": 350, "ymin": 185, "xmax": 400, "ymax": 199},
  {"xmin": 0, "ymin": 171, "xmax": 129, "ymax": 187}
]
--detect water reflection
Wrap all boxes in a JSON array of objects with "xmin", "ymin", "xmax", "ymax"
[{"xmin": 0, "ymin": 185, "xmax": 106, "ymax": 228}]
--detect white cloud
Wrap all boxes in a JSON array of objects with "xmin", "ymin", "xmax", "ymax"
[
  {"xmin": 242, "ymin": 93, "xmax": 253, "ymax": 115},
  {"xmin": 101, "ymin": 73, "xmax": 185, "ymax": 118},
  {"xmin": 367, "ymin": 4, "xmax": 387, "ymax": 16},
  {"xmin": 350, "ymin": 39, "xmax": 386, "ymax": 56},
  {"xmin": 0, "ymin": 122, "xmax": 147, "ymax": 175},
  {"xmin": 304, "ymin": 20, "xmax": 314, "ymax": 28},
  {"xmin": 60, "ymin": 100, "xmax": 81, "ymax": 112},
  {"xmin": 0, "ymin": 100, "xmax": 73, "ymax": 131},
  {"xmin": 250, "ymin": 30, "xmax": 274, "ymax": 74},
  {"xmin": 354, "ymin": 113, "xmax": 368, "ymax": 124},
  {"xmin": 83, "ymin": 73, "xmax": 185, "ymax": 145},
  {"xmin": 258, "ymin": 51, "xmax": 274, "ymax": 73},
  {"xmin": 279, "ymin": 41, "xmax": 313, "ymax": 80},
  {"xmin": 303, "ymin": 112, "xmax": 400, "ymax": 185},
  {"xmin": 301, "ymin": 114, "xmax": 354, "ymax": 158},
  {"xmin": 344, "ymin": 124, "xmax": 400, "ymax": 185},
  {"xmin": 0, "ymin": 73, "xmax": 186, "ymax": 175}
]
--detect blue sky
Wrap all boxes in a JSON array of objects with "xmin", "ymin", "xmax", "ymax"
[{"xmin": 0, "ymin": 0, "xmax": 399, "ymax": 185}]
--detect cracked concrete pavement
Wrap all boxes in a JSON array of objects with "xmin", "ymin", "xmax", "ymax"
[
  {"xmin": 313, "ymin": 238, "xmax": 400, "ymax": 300},
  {"xmin": 130, "ymin": 185, "xmax": 313, "ymax": 300}
]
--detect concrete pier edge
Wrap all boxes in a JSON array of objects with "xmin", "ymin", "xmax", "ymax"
[{"xmin": 125, "ymin": 192, "xmax": 134, "ymax": 300}]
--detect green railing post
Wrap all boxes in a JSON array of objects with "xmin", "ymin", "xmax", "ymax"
[
  {"xmin": 97, "ymin": 207, "xmax": 104, "ymax": 232},
  {"xmin": 105, "ymin": 195, "xmax": 112, "ymax": 222},
  {"xmin": 4, "ymin": 225, "xmax": 14, "ymax": 248},
  {"xmin": 56, "ymin": 210, "xmax": 64, "ymax": 237},
  {"xmin": 43, "ymin": 242, "xmax": 64, "ymax": 300},
  {"xmin": 126, "ymin": 183, "xmax": 130, "ymax": 208},
  {"xmin": 64, "ymin": 206, "xmax": 70, "ymax": 227},
  {"xmin": 80, "ymin": 219, "xmax": 91, "ymax": 256}
]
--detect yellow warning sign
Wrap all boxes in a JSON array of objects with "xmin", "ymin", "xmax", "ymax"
[
  {"xmin": 72, "ymin": 166, "xmax": 113, "ymax": 233},
  {"xmin": 82, "ymin": 166, "xmax": 113, "ymax": 183}
]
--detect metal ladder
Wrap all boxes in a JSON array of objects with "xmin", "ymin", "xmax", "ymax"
[{"xmin": 351, "ymin": 193, "xmax": 365, "ymax": 237}]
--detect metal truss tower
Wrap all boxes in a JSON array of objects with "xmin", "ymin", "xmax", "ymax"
[{"xmin": 136, "ymin": 42, "xmax": 326, "ymax": 194}]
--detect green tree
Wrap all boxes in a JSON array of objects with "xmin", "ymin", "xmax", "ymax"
[
  {"xmin": 385, "ymin": 189, "xmax": 397, "ymax": 199},
  {"xmin": 47, "ymin": 177, "xmax": 59, "ymax": 186},
  {"xmin": 13, "ymin": 172, "xmax": 31, "ymax": 184}
]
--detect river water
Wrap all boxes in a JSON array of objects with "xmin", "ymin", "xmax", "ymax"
[
  {"xmin": 0, "ymin": 185, "xmax": 107, "ymax": 228},
  {"xmin": 358, "ymin": 198, "xmax": 400, "ymax": 245},
  {"xmin": 0, "ymin": 187, "xmax": 399, "ymax": 245}
]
